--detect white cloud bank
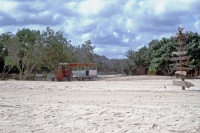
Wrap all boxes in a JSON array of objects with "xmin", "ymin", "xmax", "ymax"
[{"xmin": 0, "ymin": 0, "xmax": 200, "ymax": 59}]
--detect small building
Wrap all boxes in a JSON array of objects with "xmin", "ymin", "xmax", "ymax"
[{"xmin": 147, "ymin": 70, "xmax": 156, "ymax": 75}]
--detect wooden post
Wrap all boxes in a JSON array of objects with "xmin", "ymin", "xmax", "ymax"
[{"xmin": 182, "ymin": 78, "xmax": 185, "ymax": 90}]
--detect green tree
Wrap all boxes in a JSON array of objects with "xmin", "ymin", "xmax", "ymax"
[
  {"xmin": 14, "ymin": 28, "xmax": 41, "ymax": 79},
  {"xmin": 40, "ymin": 27, "xmax": 73, "ymax": 79},
  {"xmin": 0, "ymin": 33, "xmax": 9, "ymax": 62},
  {"xmin": 149, "ymin": 37, "xmax": 176, "ymax": 75},
  {"xmin": 185, "ymin": 31, "xmax": 200, "ymax": 78},
  {"xmin": 113, "ymin": 59, "xmax": 126, "ymax": 74},
  {"xmin": 93, "ymin": 54, "xmax": 109, "ymax": 73},
  {"xmin": 74, "ymin": 40, "xmax": 95, "ymax": 63},
  {"xmin": 0, "ymin": 32, "xmax": 13, "ymax": 79},
  {"xmin": 135, "ymin": 46, "xmax": 149, "ymax": 69},
  {"xmin": 125, "ymin": 49, "xmax": 137, "ymax": 75},
  {"xmin": 125, "ymin": 46, "xmax": 149, "ymax": 75}
]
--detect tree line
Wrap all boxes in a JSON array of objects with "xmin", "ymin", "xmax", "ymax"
[
  {"xmin": 0, "ymin": 27, "xmax": 200, "ymax": 80},
  {"xmin": 124, "ymin": 31, "xmax": 200, "ymax": 78},
  {"xmin": 0, "ymin": 27, "xmax": 98, "ymax": 80}
]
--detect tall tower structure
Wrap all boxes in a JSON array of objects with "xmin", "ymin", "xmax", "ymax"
[{"xmin": 170, "ymin": 27, "xmax": 194, "ymax": 90}]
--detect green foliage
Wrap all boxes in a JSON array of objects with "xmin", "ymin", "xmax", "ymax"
[
  {"xmin": 1, "ymin": 27, "xmax": 200, "ymax": 79},
  {"xmin": 125, "ymin": 49, "xmax": 136, "ymax": 75},
  {"xmin": 185, "ymin": 32, "xmax": 200, "ymax": 68},
  {"xmin": 12, "ymin": 28, "xmax": 42, "ymax": 79},
  {"xmin": 4, "ymin": 56, "xmax": 15, "ymax": 67},
  {"xmin": 0, "ymin": 27, "xmax": 97, "ymax": 79},
  {"xmin": 125, "ymin": 31, "xmax": 200, "ymax": 76},
  {"xmin": 0, "ymin": 33, "xmax": 12, "ymax": 61},
  {"xmin": 40, "ymin": 27, "xmax": 72, "ymax": 73},
  {"xmin": 148, "ymin": 37, "xmax": 176, "ymax": 75},
  {"xmin": 93, "ymin": 54, "xmax": 109, "ymax": 73},
  {"xmin": 93, "ymin": 54, "xmax": 126, "ymax": 74},
  {"xmin": 74, "ymin": 40, "xmax": 95, "ymax": 63},
  {"xmin": 184, "ymin": 32, "xmax": 200, "ymax": 78},
  {"xmin": 125, "ymin": 46, "xmax": 149, "ymax": 75}
]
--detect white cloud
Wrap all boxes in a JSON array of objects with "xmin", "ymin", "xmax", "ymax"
[
  {"xmin": 194, "ymin": 20, "xmax": 200, "ymax": 31},
  {"xmin": 78, "ymin": 0, "xmax": 106, "ymax": 16},
  {"xmin": 81, "ymin": 33, "xmax": 91, "ymax": 41},
  {"xmin": 154, "ymin": 0, "xmax": 166, "ymax": 15},
  {"xmin": 136, "ymin": 44, "xmax": 145, "ymax": 51},
  {"xmin": 66, "ymin": 2, "xmax": 77, "ymax": 9},
  {"xmin": 94, "ymin": 45, "xmax": 130, "ymax": 59},
  {"xmin": 138, "ymin": 1, "xmax": 144, "ymax": 7},
  {"xmin": 0, "ymin": 0, "xmax": 199, "ymax": 59},
  {"xmin": 31, "ymin": 2, "xmax": 46, "ymax": 11},
  {"xmin": 82, "ymin": 19, "xmax": 95, "ymax": 26},
  {"xmin": 39, "ymin": 10, "xmax": 50, "ymax": 17},
  {"xmin": 135, "ymin": 35, "xmax": 141, "ymax": 40},
  {"xmin": 94, "ymin": 47, "xmax": 104, "ymax": 54},
  {"xmin": 123, "ymin": 0, "xmax": 137, "ymax": 13},
  {"xmin": 125, "ymin": 18, "xmax": 133, "ymax": 29},
  {"xmin": 0, "ymin": 28, "xmax": 3, "ymax": 33},
  {"xmin": 0, "ymin": 1, "xmax": 18, "ymax": 12},
  {"xmin": 122, "ymin": 35, "xmax": 129, "ymax": 43},
  {"xmin": 113, "ymin": 32, "xmax": 119, "ymax": 38},
  {"xmin": 29, "ymin": 14, "xmax": 36, "ymax": 19},
  {"xmin": 52, "ymin": 14, "xmax": 61, "ymax": 21}
]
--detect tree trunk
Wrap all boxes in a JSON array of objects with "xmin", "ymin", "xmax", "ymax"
[
  {"xmin": 19, "ymin": 70, "xmax": 23, "ymax": 80},
  {"xmin": 161, "ymin": 70, "xmax": 168, "ymax": 76},
  {"xmin": 194, "ymin": 67, "xmax": 197, "ymax": 79},
  {"xmin": 51, "ymin": 70, "xmax": 56, "ymax": 81},
  {"xmin": 1, "ymin": 68, "xmax": 6, "ymax": 80}
]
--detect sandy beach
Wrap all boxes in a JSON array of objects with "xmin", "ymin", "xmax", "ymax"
[{"xmin": 0, "ymin": 75, "xmax": 200, "ymax": 133}]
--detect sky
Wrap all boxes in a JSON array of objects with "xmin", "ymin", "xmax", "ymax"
[{"xmin": 0, "ymin": 0, "xmax": 200, "ymax": 59}]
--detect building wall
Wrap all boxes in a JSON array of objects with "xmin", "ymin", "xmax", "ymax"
[{"xmin": 147, "ymin": 70, "xmax": 156, "ymax": 75}]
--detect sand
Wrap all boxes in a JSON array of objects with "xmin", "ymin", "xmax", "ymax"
[{"xmin": 0, "ymin": 75, "xmax": 200, "ymax": 133}]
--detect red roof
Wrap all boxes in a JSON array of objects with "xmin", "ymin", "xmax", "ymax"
[{"xmin": 60, "ymin": 63, "xmax": 97, "ymax": 67}]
